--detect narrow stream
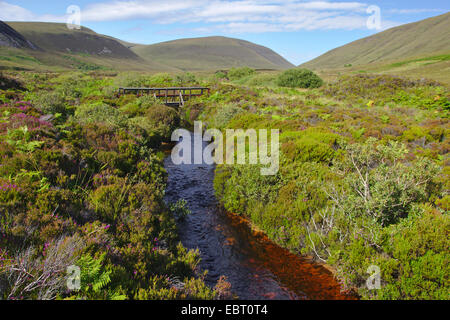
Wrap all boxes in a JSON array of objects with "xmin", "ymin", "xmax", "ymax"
[{"xmin": 164, "ymin": 132, "xmax": 354, "ymax": 300}]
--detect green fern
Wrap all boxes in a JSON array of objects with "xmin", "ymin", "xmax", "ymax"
[
  {"xmin": 5, "ymin": 126, "xmax": 44, "ymax": 153},
  {"xmin": 77, "ymin": 253, "xmax": 109, "ymax": 292},
  {"xmin": 75, "ymin": 253, "xmax": 126, "ymax": 300}
]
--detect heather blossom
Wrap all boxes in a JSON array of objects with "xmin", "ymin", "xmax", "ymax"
[{"xmin": 0, "ymin": 183, "xmax": 21, "ymax": 192}]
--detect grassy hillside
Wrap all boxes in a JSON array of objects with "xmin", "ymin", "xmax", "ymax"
[
  {"xmin": 302, "ymin": 12, "xmax": 450, "ymax": 71},
  {"xmin": 7, "ymin": 22, "xmax": 139, "ymax": 59},
  {"xmin": 132, "ymin": 36, "xmax": 294, "ymax": 71},
  {"xmin": 315, "ymin": 53, "xmax": 450, "ymax": 85},
  {"xmin": 0, "ymin": 23, "xmax": 294, "ymax": 72},
  {"xmin": 0, "ymin": 46, "xmax": 179, "ymax": 72},
  {"xmin": 0, "ymin": 22, "xmax": 178, "ymax": 72}
]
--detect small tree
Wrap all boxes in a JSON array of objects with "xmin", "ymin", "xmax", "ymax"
[
  {"xmin": 328, "ymin": 138, "xmax": 440, "ymax": 227},
  {"xmin": 277, "ymin": 68, "xmax": 323, "ymax": 88}
]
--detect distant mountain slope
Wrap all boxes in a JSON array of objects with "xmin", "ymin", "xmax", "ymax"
[
  {"xmin": 302, "ymin": 12, "xmax": 450, "ymax": 70},
  {"xmin": 0, "ymin": 21, "xmax": 37, "ymax": 50},
  {"xmin": 7, "ymin": 22, "xmax": 139, "ymax": 60},
  {"xmin": 0, "ymin": 23, "xmax": 293, "ymax": 72},
  {"xmin": 132, "ymin": 36, "xmax": 294, "ymax": 71},
  {"xmin": 0, "ymin": 22, "xmax": 179, "ymax": 72}
]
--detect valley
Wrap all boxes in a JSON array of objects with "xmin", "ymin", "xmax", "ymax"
[{"xmin": 0, "ymin": 10, "xmax": 448, "ymax": 301}]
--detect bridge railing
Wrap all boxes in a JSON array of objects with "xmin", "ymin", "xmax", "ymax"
[
  {"xmin": 179, "ymin": 91, "xmax": 185, "ymax": 107},
  {"xmin": 117, "ymin": 87, "xmax": 210, "ymax": 107},
  {"xmin": 118, "ymin": 87, "xmax": 210, "ymax": 98}
]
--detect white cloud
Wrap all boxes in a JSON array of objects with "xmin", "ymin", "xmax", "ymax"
[
  {"xmin": 0, "ymin": 0, "xmax": 411, "ymax": 33},
  {"xmin": 80, "ymin": 0, "xmax": 203, "ymax": 22},
  {"xmin": 387, "ymin": 8, "xmax": 444, "ymax": 14},
  {"xmin": 292, "ymin": 1, "xmax": 367, "ymax": 11},
  {"xmin": 0, "ymin": 1, "xmax": 67, "ymax": 22},
  {"xmin": 0, "ymin": 1, "xmax": 35, "ymax": 21}
]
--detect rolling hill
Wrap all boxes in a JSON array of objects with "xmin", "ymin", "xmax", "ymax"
[
  {"xmin": 0, "ymin": 21, "xmax": 178, "ymax": 72},
  {"xmin": 302, "ymin": 12, "xmax": 450, "ymax": 70},
  {"xmin": 132, "ymin": 36, "xmax": 294, "ymax": 71},
  {"xmin": 6, "ymin": 22, "xmax": 139, "ymax": 60},
  {"xmin": 0, "ymin": 23, "xmax": 294, "ymax": 72}
]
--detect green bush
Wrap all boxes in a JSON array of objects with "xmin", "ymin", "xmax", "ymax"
[
  {"xmin": 215, "ymin": 71, "xmax": 227, "ymax": 80},
  {"xmin": 330, "ymin": 138, "xmax": 441, "ymax": 226},
  {"xmin": 149, "ymin": 73, "xmax": 175, "ymax": 86},
  {"xmin": 280, "ymin": 129, "xmax": 341, "ymax": 164},
  {"xmin": 209, "ymin": 104, "xmax": 243, "ymax": 129},
  {"xmin": 376, "ymin": 210, "xmax": 449, "ymax": 300},
  {"xmin": 228, "ymin": 67, "xmax": 255, "ymax": 80},
  {"xmin": 32, "ymin": 91, "xmax": 72, "ymax": 118},
  {"xmin": 146, "ymin": 105, "xmax": 180, "ymax": 142},
  {"xmin": 277, "ymin": 68, "xmax": 323, "ymax": 88},
  {"xmin": 176, "ymin": 72, "xmax": 197, "ymax": 85},
  {"xmin": 74, "ymin": 102, "xmax": 127, "ymax": 127},
  {"xmin": 214, "ymin": 164, "xmax": 281, "ymax": 214}
]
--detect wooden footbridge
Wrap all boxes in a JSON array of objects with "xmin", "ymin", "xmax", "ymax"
[{"xmin": 118, "ymin": 87, "xmax": 210, "ymax": 107}]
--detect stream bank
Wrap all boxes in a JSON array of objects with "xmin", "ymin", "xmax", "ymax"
[{"xmin": 164, "ymin": 132, "xmax": 355, "ymax": 300}]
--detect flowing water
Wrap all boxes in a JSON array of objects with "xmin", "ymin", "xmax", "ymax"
[{"xmin": 164, "ymin": 132, "xmax": 355, "ymax": 300}]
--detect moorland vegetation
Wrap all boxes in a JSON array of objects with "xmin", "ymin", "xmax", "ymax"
[{"xmin": 0, "ymin": 67, "xmax": 448, "ymax": 300}]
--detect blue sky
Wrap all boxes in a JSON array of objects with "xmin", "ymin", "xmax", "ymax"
[{"xmin": 1, "ymin": 1, "xmax": 449, "ymax": 64}]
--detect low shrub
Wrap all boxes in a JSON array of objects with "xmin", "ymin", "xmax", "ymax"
[
  {"xmin": 74, "ymin": 102, "xmax": 127, "ymax": 128},
  {"xmin": 0, "ymin": 73, "xmax": 25, "ymax": 90},
  {"xmin": 228, "ymin": 67, "xmax": 255, "ymax": 80},
  {"xmin": 176, "ymin": 72, "xmax": 197, "ymax": 86},
  {"xmin": 32, "ymin": 91, "xmax": 72, "ymax": 119},
  {"xmin": 146, "ymin": 105, "xmax": 180, "ymax": 142},
  {"xmin": 277, "ymin": 68, "xmax": 323, "ymax": 88},
  {"xmin": 209, "ymin": 104, "xmax": 243, "ymax": 129}
]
